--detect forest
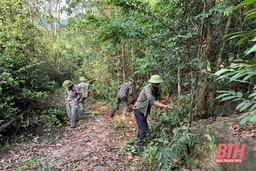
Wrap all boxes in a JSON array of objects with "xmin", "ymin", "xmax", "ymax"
[{"xmin": 0, "ymin": 0, "xmax": 256, "ymax": 170}]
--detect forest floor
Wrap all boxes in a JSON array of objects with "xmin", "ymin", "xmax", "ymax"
[{"xmin": 0, "ymin": 103, "xmax": 147, "ymax": 171}]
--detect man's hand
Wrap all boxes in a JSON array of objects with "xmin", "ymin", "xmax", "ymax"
[{"xmin": 165, "ymin": 105, "xmax": 173, "ymax": 110}]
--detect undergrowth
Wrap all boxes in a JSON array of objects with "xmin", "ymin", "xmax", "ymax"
[{"xmin": 121, "ymin": 95, "xmax": 199, "ymax": 170}]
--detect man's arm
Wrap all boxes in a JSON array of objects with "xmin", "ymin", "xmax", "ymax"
[
  {"xmin": 74, "ymin": 85, "xmax": 82, "ymax": 102},
  {"xmin": 153, "ymin": 101, "xmax": 173, "ymax": 110},
  {"xmin": 144, "ymin": 86, "xmax": 173, "ymax": 110}
]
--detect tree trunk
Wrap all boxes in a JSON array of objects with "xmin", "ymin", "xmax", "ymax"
[
  {"xmin": 56, "ymin": 0, "xmax": 61, "ymax": 71},
  {"xmin": 210, "ymin": 14, "xmax": 232, "ymax": 112},
  {"xmin": 121, "ymin": 44, "xmax": 126, "ymax": 82},
  {"xmin": 53, "ymin": 0, "xmax": 59, "ymax": 69},
  {"xmin": 177, "ymin": 64, "xmax": 181, "ymax": 105},
  {"xmin": 197, "ymin": 0, "xmax": 215, "ymax": 119},
  {"xmin": 189, "ymin": 69, "xmax": 196, "ymax": 126},
  {"xmin": 131, "ymin": 46, "xmax": 134, "ymax": 77},
  {"xmin": 28, "ymin": 0, "xmax": 33, "ymax": 23}
]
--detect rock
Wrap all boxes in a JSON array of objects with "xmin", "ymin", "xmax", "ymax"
[
  {"xmin": 213, "ymin": 101, "xmax": 240, "ymax": 117},
  {"xmin": 193, "ymin": 117, "xmax": 256, "ymax": 171},
  {"xmin": 92, "ymin": 165, "xmax": 110, "ymax": 171}
]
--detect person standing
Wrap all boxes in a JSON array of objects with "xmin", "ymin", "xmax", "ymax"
[
  {"xmin": 133, "ymin": 75, "xmax": 173, "ymax": 147},
  {"xmin": 110, "ymin": 79, "xmax": 134, "ymax": 118},
  {"xmin": 62, "ymin": 80, "xmax": 82, "ymax": 129},
  {"xmin": 78, "ymin": 77, "xmax": 90, "ymax": 111}
]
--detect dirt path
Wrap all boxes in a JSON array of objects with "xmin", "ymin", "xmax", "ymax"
[{"xmin": 0, "ymin": 103, "xmax": 143, "ymax": 171}]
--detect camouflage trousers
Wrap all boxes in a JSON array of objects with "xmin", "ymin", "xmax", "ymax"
[
  {"xmin": 79, "ymin": 97, "xmax": 88, "ymax": 110},
  {"xmin": 66, "ymin": 100, "xmax": 78, "ymax": 128}
]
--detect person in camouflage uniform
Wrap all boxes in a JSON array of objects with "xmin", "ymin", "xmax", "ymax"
[
  {"xmin": 133, "ymin": 75, "xmax": 173, "ymax": 147},
  {"xmin": 63, "ymin": 80, "xmax": 81, "ymax": 129},
  {"xmin": 78, "ymin": 77, "xmax": 90, "ymax": 111}
]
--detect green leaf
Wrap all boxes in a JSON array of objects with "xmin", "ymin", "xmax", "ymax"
[
  {"xmin": 237, "ymin": 113, "xmax": 249, "ymax": 119},
  {"xmin": 249, "ymin": 114, "xmax": 256, "ymax": 124},
  {"xmin": 252, "ymin": 37, "xmax": 256, "ymax": 41},
  {"xmin": 163, "ymin": 148, "xmax": 172, "ymax": 158},
  {"xmin": 236, "ymin": 92, "xmax": 243, "ymax": 98},
  {"xmin": 243, "ymin": 74, "xmax": 253, "ymax": 81},
  {"xmin": 232, "ymin": 59, "xmax": 245, "ymax": 63},
  {"xmin": 240, "ymin": 102, "xmax": 252, "ymax": 111},
  {"xmin": 221, "ymin": 96, "xmax": 239, "ymax": 101},
  {"xmin": 236, "ymin": 101, "xmax": 248, "ymax": 110},
  {"xmin": 229, "ymin": 63, "xmax": 241, "ymax": 68},
  {"xmin": 248, "ymin": 92, "xmax": 256, "ymax": 98},
  {"xmin": 229, "ymin": 73, "xmax": 247, "ymax": 81},
  {"xmin": 216, "ymin": 91, "xmax": 238, "ymax": 100},
  {"xmin": 214, "ymin": 68, "xmax": 229, "ymax": 76},
  {"xmin": 237, "ymin": 0, "xmax": 256, "ymax": 7},
  {"xmin": 245, "ymin": 44, "xmax": 256, "ymax": 56},
  {"xmin": 215, "ymin": 93, "xmax": 230, "ymax": 100},
  {"xmin": 217, "ymin": 90, "xmax": 235, "ymax": 94},
  {"xmin": 240, "ymin": 115, "xmax": 251, "ymax": 125},
  {"xmin": 245, "ymin": 8, "xmax": 256, "ymax": 15},
  {"xmin": 227, "ymin": 34, "xmax": 245, "ymax": 40},
  {"xmin": 223, "ymin": 6, "xmax": 235, "ymax": 16},
  {"xmin": 205, "ymin": 134, "xmax": 212, "ymax": 141},
  {"xmin": 245, "ymin": 11, "xmax": 256, "ymax": 20},
  {"xmin": 251, "ymin": 110, "xmax": 256, "ymax": 115},
  {"xmin": 156, "ymin": 151, "xmax": 163, "ymax": 160},
  {"xmin": 249, "ymin": 103, "xmax": 256, "ymax": 111},
  {"xmin": 236, "ymin": 35, "xmax": 251, "ymax": 46},
  {"xmin": 216, "ymin": 72, "xmax": 236, "ymax": 80}
]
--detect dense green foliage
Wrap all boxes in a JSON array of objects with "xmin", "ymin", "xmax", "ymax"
[
  {"xmin": 0, "ymin": 0, "xmax": 58, "ymax": 139},
  {"xmin": 0, "ymin": 0, "xmax": 255, "ymax": 170},
  {"xmin": 215, "ymin": 0, "xmax": 256, "ymax": 125}
]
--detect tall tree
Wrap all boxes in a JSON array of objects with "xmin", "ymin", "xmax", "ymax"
[
  {"xmin": 197, "ymin": 0, "xmax": 215, "ymax": 118},
  {"xmin": 0, "ymin": 0, "xmax": 55, "ymax": 133}
]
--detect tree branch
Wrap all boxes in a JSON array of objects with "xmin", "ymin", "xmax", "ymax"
[
  {"xmin": 127, "ymin": 3, "xmax": 178, "ymax": 34},
  {"xmin": 0, "ymin": 110, "xmax": 32, "ymax": 132}
]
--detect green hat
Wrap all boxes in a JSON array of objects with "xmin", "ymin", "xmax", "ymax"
[
  {"xmin": 148, "ymin": 75, "xmax": 164, "ymax": 83},
  {"xmin": 62, "ymin": 80, "xmax": 73, "ymax": 88},
  {"xmin": 79, "ymin": 77, "xmax": 87, "ymax": 82},
  {"xmin": 129, "ymin": 78, "xmax": 135, "ymax": 83}
]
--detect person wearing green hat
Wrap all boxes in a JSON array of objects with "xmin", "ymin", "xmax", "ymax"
[
  {"xmin": 62, "ymin": 80, "xmax": 82, "ymax": 129},
  {"xmin": 78, "ymin": 77, "xmax": 90, "ymax": 111},
  {"xmin": 133, "ymin": 75, "xmax": 173, "ymax": 148}
]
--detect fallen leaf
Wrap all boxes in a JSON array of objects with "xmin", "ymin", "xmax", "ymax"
[{"xmin": 91, "ymin": 156, "xmax": 99, "ymax": 161}]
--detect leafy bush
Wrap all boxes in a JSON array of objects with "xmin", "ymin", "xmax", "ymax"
[
  {"xmin": 215, "ymin": 63, "xmax": 256, "ymax": 125},
  {"xmin": 144, "ymin": 119, "xmax": 197, "ymax": 170},
  {"xmin": 214, "ymin": 0, "xmax": 256, "ymax": 125},
  {"xmin": 0, "ymin": 0, "xmax": 57, "ymax": 138},
  {"xmin": 132, "ymin": 96, "xmax": 198, "ymax": 170}
]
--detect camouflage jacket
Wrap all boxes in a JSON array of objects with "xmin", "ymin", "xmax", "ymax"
[
  {"xmin": 65, "ymin": 84, "xmax": 81, "ymax": 102},
  {"xmin": 78, "ymin": 82, "xmax": 90, "ymax": 98}
]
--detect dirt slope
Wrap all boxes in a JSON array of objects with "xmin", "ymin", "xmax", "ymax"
[{"xmin": 0, "ymin": 103, "xmax": 144, "ymax": 171}]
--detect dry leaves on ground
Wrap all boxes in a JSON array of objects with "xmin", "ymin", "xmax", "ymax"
[{"xmin": 0, "ymin": 103, "xmax": 144, "ymax": 171}]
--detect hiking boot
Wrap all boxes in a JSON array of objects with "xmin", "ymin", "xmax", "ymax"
[
  {"xmin": 137, "ymin": 142, "xmax": 145, "ymax": 150},
  {"xmin": 136, "ymin": 130, "xmax": 139, "ymax": 138},
  {"xmin": 70, "ymin": 126, "xmax": 76, "ymax": 130},
  {"xmin": 67, "ymin": 127, "xmax": 76, "ymax": 131}
]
